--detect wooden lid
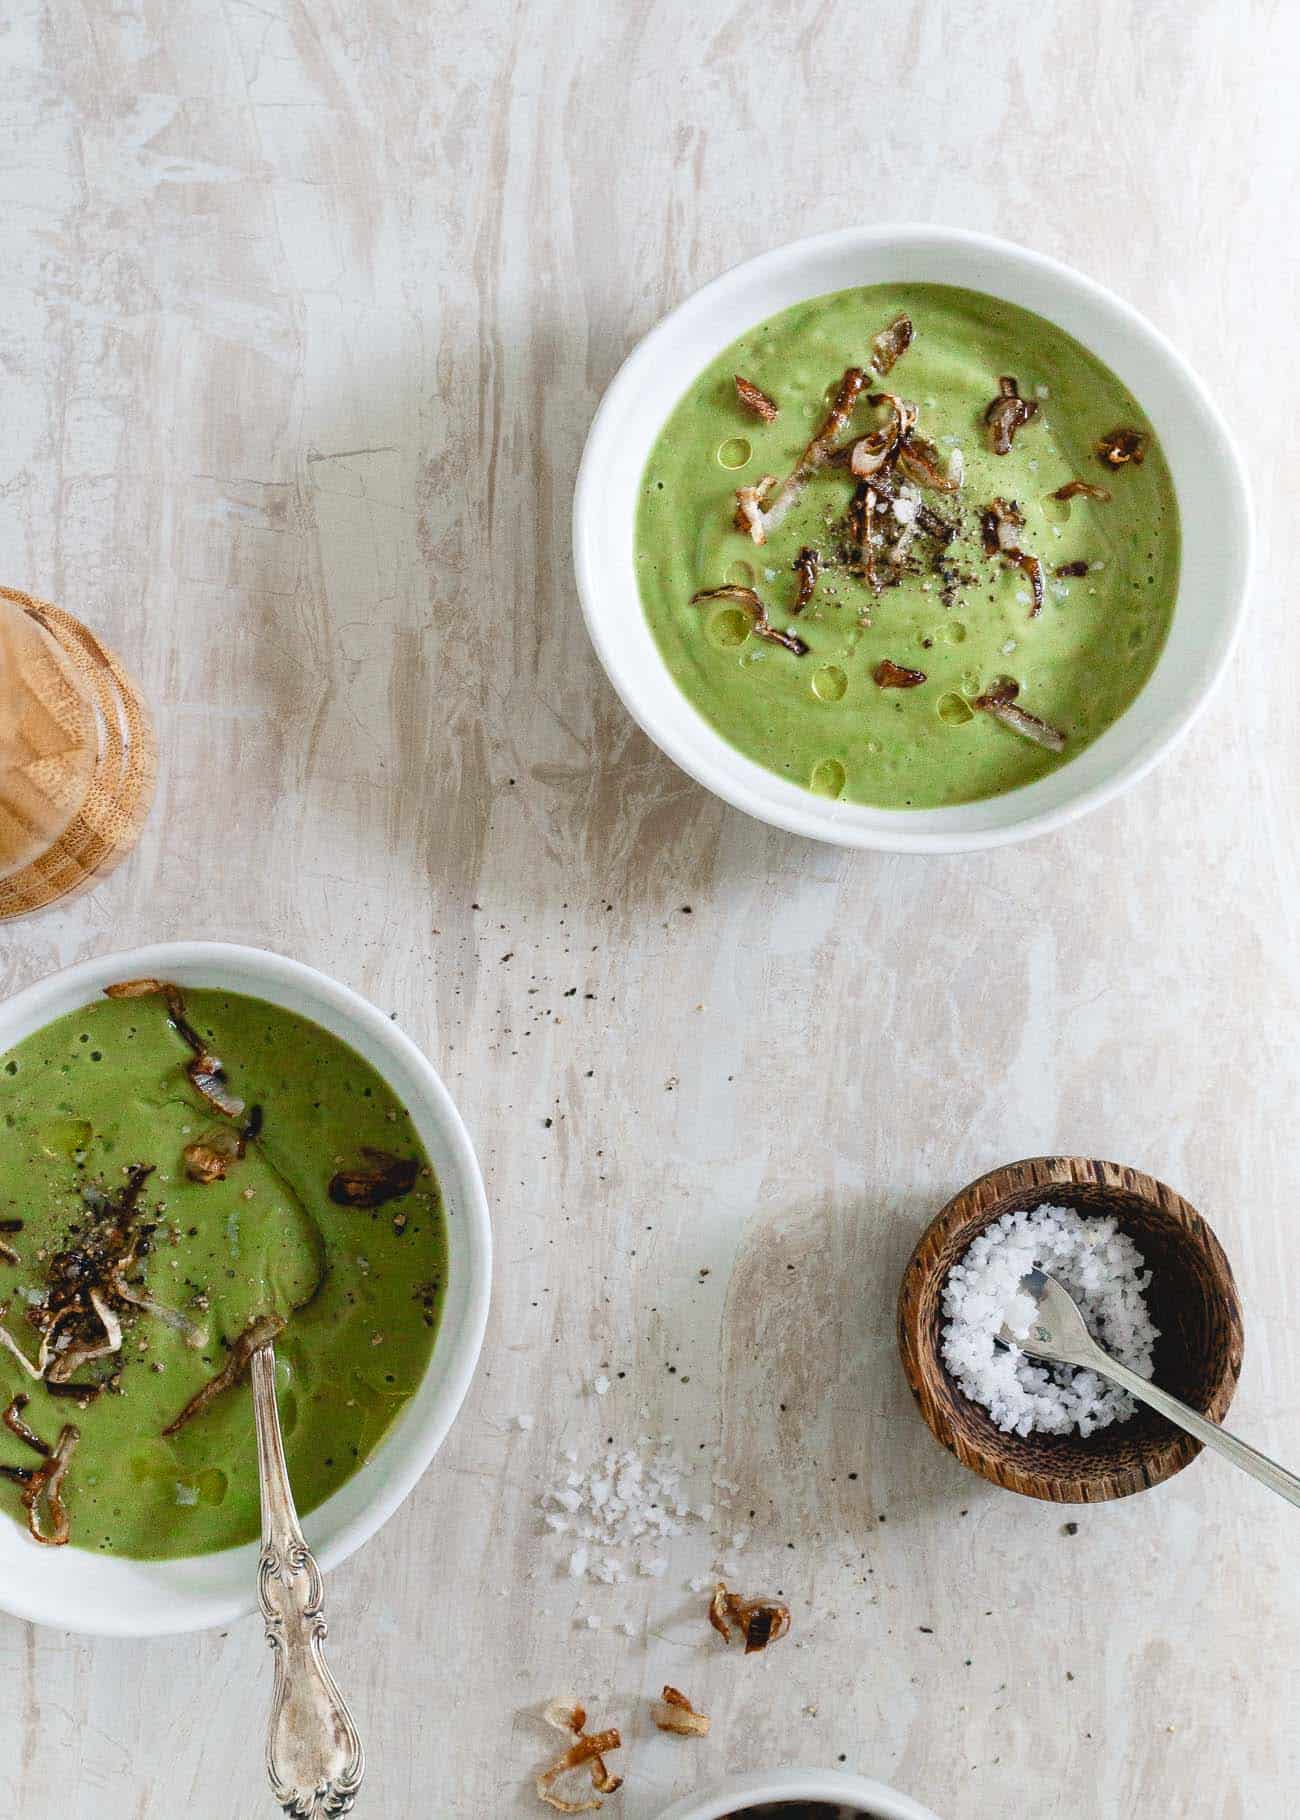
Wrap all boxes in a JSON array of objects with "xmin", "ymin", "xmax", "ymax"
[{"xmin": 0, "ymin": 587, "xmax": 156, "ymax": 920}]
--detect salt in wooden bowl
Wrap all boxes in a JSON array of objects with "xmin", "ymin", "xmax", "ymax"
[{"xmin": 897, "ymin": 1156, "xmax": 1244, "ymax": 1503}]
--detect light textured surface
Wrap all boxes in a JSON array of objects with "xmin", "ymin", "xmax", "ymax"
[{"xmin": 0, "ymin": 1, "xmax": 1297, "ymax": 1814}]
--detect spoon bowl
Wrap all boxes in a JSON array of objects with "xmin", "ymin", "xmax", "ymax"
[{"xmin": 897, "ymin": 1156, "xmax": 1245, "ymax": 1503}]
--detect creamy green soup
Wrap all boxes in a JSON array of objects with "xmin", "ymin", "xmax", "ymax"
[
  {"xmin": 635, "ymin": 283, "xmax": 1179, "ymax": 808},
  {"xmin": 0, "ymin": 989, "xmax": 446, "ymax": 1559}
]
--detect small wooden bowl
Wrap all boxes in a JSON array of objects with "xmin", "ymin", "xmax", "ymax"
[{"xmin": 898, "ymin": 1156, "xmax": 1244, "ymax": 1504}]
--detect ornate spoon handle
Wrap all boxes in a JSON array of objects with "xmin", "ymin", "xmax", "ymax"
[{"xmin": 251, "ymin": 1343, "xmax": 365, "ymax": 1817}]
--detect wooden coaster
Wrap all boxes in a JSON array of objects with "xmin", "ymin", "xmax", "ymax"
[{"xmin": 0, "ymin": 587, "xmax": 156, "ymax": 920}]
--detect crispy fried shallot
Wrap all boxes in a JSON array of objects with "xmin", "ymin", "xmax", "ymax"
[
  {"xmin": 1050, "ymin": 478, "xmax": 1112, "ymax": 503},
  {"xmin": 870, "ymin": 313, "xmax": 913, "ymax": 375},
  {"xmin": 690, "ymin": 586, "xmax": 809, "ymax": 657},
  {"xmin": 981, "ymin": 497, "xmax": 1045, "ymax": 615},
  {"xmin": 0, "ymin": 1163, "xmax": 181, "ymax": 1411},
  {"xmin": 184, "ymin": 1126, "xmax": 246, "ymax": 1184},
  {"xmin": 791, "ymin": 546, "xmax": 820, "ymax": 614},
  {"xmin": 1096, "ymin": 426, "xmax": 1147, "ymax": 468},
  {"xmin": 708, "ymin": 1581, "xmax": 792, "ymax": 1654},
  {"xmin": 161, "ymin": 1311, "xmax": 285, "ymax": 1437},
  {"xmin": 746, "ymin": 366, "xmax": 868, "ymax": 541},
  {"xmin": 1054, "ymin": 559, "xmax": 1091, "ymax": 578},
  {"xmin": 897, "ymin": 433, "xmax": 961, "ymax": 493},
  {"xmin": 847, "ymin": 482, "xmax": 880, "ymax": 601},
  {"xmin": 186, "ymin": 1055, "xmax": 245, "ymax": 1120},
  {"xmin": 973, "ymin": 678, "xmax": 1066, "ymax": 752},
  {"xmin": 734, "ymin": 374, "xmax": 778, "ymax": 423},
  {"xmin": 733, "ymin": 474, "xmax": 776, "ymax": 544},
  {"xmin": 0, "ymin": 1313, "xmax": 46, "ymax": 1381},
  {"xmin": 106, "ymin": 979, "xmax": 247, "ymax": 1119},
  {"xmin": 2, "ymin": 1394, "xmax": 48, "ymax": 1455},
  {"xmin": 844, "ymin": 390, "xmax": 916, "ymax": 472},
  {"xmin": 45, "ymin": 1289, "xmax": 122, "ymax": 1384},
  {"xmin": 328, "ymin": 1148, "xmax": 421, "ymax": 1208},
  {"xmin": 873, "ymin": 659, "xmax": 927, "ymax": 689},
  {"xmin": 652, "ymin": 1686, "xmax": 710, "ymax": 1737},
  {"xmin": 0, "ymin": 1415, "xmax": 80, "ymax": 1546},
  {"xmin": 537, "ymin": 1699, "xmax": 624, "ymax": 1812},
  {"xmin": 984, "ymin": 375, "xmax": 1038, "ymax": 455}
]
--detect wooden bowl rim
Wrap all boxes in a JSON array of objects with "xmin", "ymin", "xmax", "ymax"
[{"xmin": 897, "ymin": 1155, "xmax": 1245, "ymax": 1503}]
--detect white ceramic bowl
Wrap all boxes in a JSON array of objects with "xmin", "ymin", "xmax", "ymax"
[
  {"xmin": 652, "ymin": 1766, "xmax": 942, "ymax": 1820},
  {"xmin": 0, "ymin": 942, "xmax": 492, "ymax": 1636},
  {"xmin": 573, "ymin": 225, "xmax": 1252, "ymax": 852}
]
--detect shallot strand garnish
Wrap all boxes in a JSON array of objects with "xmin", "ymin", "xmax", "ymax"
[
  {"xmin": 328, "ymin": 1149, "xmax": 421, "ymax": 1209},
  {"xmin": 0, "ymin": 1314, "xmax": 45, "ymax": 1380},
  {"xmin": 733, "ymin": 474, "xmax": 776, "ymax": 545},
  {"xmin": 1050, "ymin": 478, "xmax": 1112, "ymax": 503},
  {"xmin": 847, "ymin": 483, "xmax": 880, "ymax": 598},
  {"xmin": 106, "ymin": 979, "xmax": 247, "ymax": 1119},
  {"xmin": 984, "ymin": 375, "xmax": 1038, "ymax": 454},
  {"xmin": 873, "ymin": 659, "xmax": 927, "ymax": 689},
  {"xmin": 161, "ymin": 1311, "xmax": 285, "ymax": 1437},
  {"xmin": 1096, "ymin": 426, "xmax": 1147, "ymax": 467},
  {"xmin": 690, "ymin": 586, "xmax": 809, "ymax": 657},
  {"xmin": 734, "ymin": 374, "xmax": 778, "ymax": 423},
  {"xmin": 652, "ymin": 1686, "xmax": 710, "ymax": 1736},
  {"xmin": 754, "ymin": 366, "xmax": 867, "ymax": 538},
  {"xmin": 1, "ymin": 1394, "xmax": 49, "ymax": 1455},
  {"xmin": 869, "ymin": 312, "xmax": 913, "ymax": 375},
  {"xmin": 45, "ymin": 1288, "xmax": 123, "ymax": 1384},
  {"xmin": 707, "ymin": 1581, "xmax": 793, "ymax": 1653},
  {"xmin": 0, "ymin": 1420, "xmax": 81, "ymax": 1546},
  {"xmin": 981, "ymin": 496, "xmax": 1045, "ymax": 615},
  {"xmin": 537, "ymin": 1700, "xmax": 623, "ymax": 1812},
  {"xmin": 846, "ymin": 391, "xmax": 914, "ymax": 479},
  {"xmin": 897, "ymin": 433, "xmax": 961, "ymax": 493},
  {"xmin": 183, "ymin": 1128, "xmax": 243, "ymax": 1183},
  {"xmin": 973, "ymin": 682, "xmax": 1066, "ymax": 752}
]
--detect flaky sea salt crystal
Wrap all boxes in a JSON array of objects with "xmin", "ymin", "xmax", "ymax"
[
  {"xmin": 592, "ymin": 1375, "xmax": 611, "ymax": 1396},
  {"xmin": 541, "ymin": 1436, "xmax": 710, "ymax": 1579},
  {"xmin": 940, "ymin": 1202, "xmax": 1157, "ymax": 1438}
]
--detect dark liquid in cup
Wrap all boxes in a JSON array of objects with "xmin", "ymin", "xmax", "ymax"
[{"xmin": 725, "ymin": 1807, "xmax": 868, "ymax": 1818}]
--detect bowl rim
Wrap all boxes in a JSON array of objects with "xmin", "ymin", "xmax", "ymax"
[
  {"xmin": 572, "ymin": 222, "xmax": 1254, "ymax": 853},
  {"xmin": 896, "ymin": 1154, "xmax": 1244, "ymax": 1503},
  {"xmin": 649, "ymin": 1764, "xmax": 943, "ymax": 1820},
  {"xmin": 0, "ymin": 940, "xmax": 492, "ymax": 1635}
]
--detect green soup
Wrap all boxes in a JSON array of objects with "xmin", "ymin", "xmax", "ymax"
[
  {"xmin": 635, "ymin": 283, "xmax": 1180, "ymax": 808},
  {"xmin": 0, "ymin": 989, "xmax": 446, "ymax": 1559}
]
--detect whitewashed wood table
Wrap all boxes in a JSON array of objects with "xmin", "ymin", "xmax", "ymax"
[{"xmin": 1, "ymin": 1, "xmax": 1298, "ymax": 1814}]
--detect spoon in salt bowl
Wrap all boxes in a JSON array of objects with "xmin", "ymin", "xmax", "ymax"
[{"xmin": 1002, "ymin": 1266, "xmax": 1300, "ymax": 1510}]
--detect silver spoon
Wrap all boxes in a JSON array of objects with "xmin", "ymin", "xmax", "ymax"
[
  {"xmin": 1001, "ymin": 1266, "xmax": 1300, "ymax": 1510},
  {"xmin": 250, "ymin": 1338, "xmax": 366, "ymax": 1815}
]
